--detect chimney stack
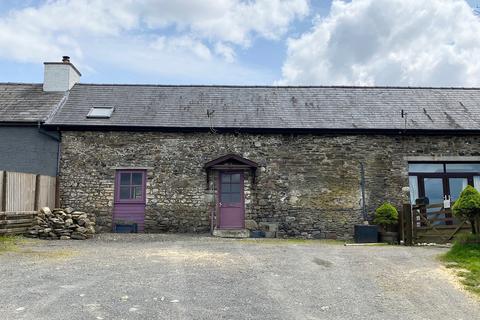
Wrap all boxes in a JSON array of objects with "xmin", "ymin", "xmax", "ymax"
[{"xmin": 43, "ymin": 56, "xmax": 81, "ymax": 92}]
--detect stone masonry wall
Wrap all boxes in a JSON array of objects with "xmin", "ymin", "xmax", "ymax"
[{"xmin": 59, "ymin": 131, "xmax": 480, "ymax": 239}]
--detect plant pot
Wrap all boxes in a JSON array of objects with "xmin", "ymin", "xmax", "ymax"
[{"xmin": 379, "ymin": 231, "xmax": 399, "ymax": 244}]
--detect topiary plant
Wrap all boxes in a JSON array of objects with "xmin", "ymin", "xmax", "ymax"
[
  {"xmin": 452, "ymin": 185, "xmax": 480, "ymax": 235},
  {"xmin": 373, "ymin": 202, "xmax": 399, "ymax": 227}
]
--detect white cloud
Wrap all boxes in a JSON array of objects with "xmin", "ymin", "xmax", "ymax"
[
  {"xmin": 278, "ymin": 0, "xmax": 480, "ymax": 86},
  {"xmin": 214, "ymin": 42, "xmax": 236, "ymax": 63},
  {"xmin": 140, "ymin": 0, "xmax": 309, "ymax": 46},
  {"xmin": 0, "ymin": 0, "xmax": 308, "ymax": 82}
]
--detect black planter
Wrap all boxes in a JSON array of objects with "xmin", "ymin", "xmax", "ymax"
[{"xmin": 354, "ymin": 224, "xmax": 379, "ymax": 243}]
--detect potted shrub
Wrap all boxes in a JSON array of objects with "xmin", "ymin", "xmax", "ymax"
[
  {"xmin": 452, "ymin": 185, "xmax": 480, "ymax": 235},
  {"xmin": 374, "ymin": 202, "xmax": 399, "ymax": 243}
]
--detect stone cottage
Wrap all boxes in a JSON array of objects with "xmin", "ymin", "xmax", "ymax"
[{"xmin": 31, "ymin": 59, "xmax": 480, "ymax": 239}]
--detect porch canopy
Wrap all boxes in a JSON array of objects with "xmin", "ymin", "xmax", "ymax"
[{"xmin": 203, "ymin": 154, "xmax": 258, "ymax": 187}]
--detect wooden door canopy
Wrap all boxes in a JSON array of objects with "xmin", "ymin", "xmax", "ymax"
[{"xmin": 204, "ymin": 154, "xmax": 258, "ymax": 187}]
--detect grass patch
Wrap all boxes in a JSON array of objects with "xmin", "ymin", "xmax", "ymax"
[
  {"xmin": 442, "ymin": 236, "xmax": 480, "ymax": 296},
  {"xmin": 0, "ymin": 235, "xmax": 23, "ymax": 253},
  {"xmin": 18, "ymin": 248, "xmax": 76, "ymax": 260}
]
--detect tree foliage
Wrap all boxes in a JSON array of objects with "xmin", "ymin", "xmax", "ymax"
[
  {"xmin": 373, "ymin": 202, "xmax": 398, "ymax": 226},
  {"xmin": 452, "ymin": 185, "xmax": 480, "ymax": 234}
]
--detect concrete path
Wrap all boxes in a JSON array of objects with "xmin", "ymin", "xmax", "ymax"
[{"xmin": 0, "ymin": 234, "xmax": 478, "ymax": 320}]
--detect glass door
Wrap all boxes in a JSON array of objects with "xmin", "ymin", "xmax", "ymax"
[
  {"xmin": 409, "ymin": 162, "xmax": 480, "ymax": 227},
  {"xmin": 423, "ymin": 178, "xmax": 446, "ymax": 226}
]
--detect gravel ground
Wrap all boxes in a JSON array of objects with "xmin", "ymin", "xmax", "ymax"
[{"xmin": 0, "ymin": 234, "xmax": 478, "ymax": 320}]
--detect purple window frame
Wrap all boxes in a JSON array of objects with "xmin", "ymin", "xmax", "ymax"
[{"xmin": 114, "ymin": 170, "xmax": 147, "ymax": 204}]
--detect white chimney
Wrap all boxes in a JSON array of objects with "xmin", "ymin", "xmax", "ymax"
[{"xmin": 43, "ymin": 56, "xmax": 81, "ymax": 92}]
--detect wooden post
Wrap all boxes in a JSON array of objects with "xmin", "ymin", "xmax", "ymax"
[
  {"xmin": 55, "ymin": 176, "xmax": 60, "ymax": 208},
  {"xmin": 0, "ymin": 171, "xmax": 5, "ymax": 211},
  {"xmin": 34, "ymin": 174, "xmax": 40, "ymax": 211},
  {"xmin": 403, "ymin": 203, "xmax": 413, "ymax": 246},
  {"xmin": 399, "ymin": 203, "xmax": 404, "ymax": 243}
]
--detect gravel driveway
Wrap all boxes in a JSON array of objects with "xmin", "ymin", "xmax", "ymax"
[{"xmin": 0, "ymin": 234, "xmax": 478, "ymax": 320}]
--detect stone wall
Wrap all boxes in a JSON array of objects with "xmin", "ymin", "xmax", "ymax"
[{"xmin": 59, "ymin": 131, "xmax": 480, "ymax": 239}]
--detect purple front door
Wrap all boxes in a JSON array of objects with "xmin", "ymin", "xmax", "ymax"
[
  {"xmin": 113, "ymin": 170, "xmax": 146, "ymax": 232},
  {"xmin": 218, "ymin": 172, "xmax": 245, "ymax": 229}
]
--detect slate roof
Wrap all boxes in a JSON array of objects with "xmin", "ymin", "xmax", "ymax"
[
  {"xmin": 0, "ymin": 83, "xmax": 66, "ymax": 123},
  {"xmin": 46, "ymin": 84, "xmax": 480, "ymax": 131}
]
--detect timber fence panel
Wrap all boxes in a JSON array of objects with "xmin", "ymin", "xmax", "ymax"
[
  {"xmin": 0, "ymin": 171, "xmax": 57, "ymax": 235},
  {"xmin": 5, "ymin": 172, "xmax": 37, "ymax": 212},
  {"xmin": 36, "ymin": 175, "xmax": 56, "ymax": 209},
  {"xmin": 0, "ymin": 211, "xmax": 37, "ymax": 234},
  {"xmin": 0, "ymin": 171, "xmax": 4, "ymax": 211}
]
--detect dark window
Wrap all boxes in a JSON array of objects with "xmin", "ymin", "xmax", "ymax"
[
  {"xmin": 446, "ymin": 163, "xmax": 480, "ymax": 173},
  {"xmin": 117, "ymin": 171, "xmax": 144, "ymax": 200},
  {"xmin": 132, "ymin": 173, "xmax": 143, "ymax": 185},
  {"xmin": 408, "ymin": 163, "xmax": 444, "ymax": 173},
  {"xmin": 220, "ymin": 173, "xmax": 242, "ymax": 204}
]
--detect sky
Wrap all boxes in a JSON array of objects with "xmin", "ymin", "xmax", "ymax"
[{"xmin": 0, "ymin": 0, "xmax": 480, "ymax": 86}]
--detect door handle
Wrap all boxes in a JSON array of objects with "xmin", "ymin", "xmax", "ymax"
[{"xmin": 219, "ymin": 202, "xmax": 222, "ymax": 207}]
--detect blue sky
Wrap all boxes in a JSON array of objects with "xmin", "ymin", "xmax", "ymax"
[{"xmin": 0, "ymin": 1, "xmax": 480, "ymax": 86}]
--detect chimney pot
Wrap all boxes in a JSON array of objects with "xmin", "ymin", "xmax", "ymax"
[{"xmin": 62, "ymin": 56, "xmax": 70, "ymax": 63}]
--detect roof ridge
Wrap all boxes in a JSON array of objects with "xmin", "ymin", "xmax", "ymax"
[
  {"xmin": 0, "ymin": 82, "xmax": 42, "ymax": 86},
  {"xmin": 73, "ymin": 83, "xmax": 480, "ymax": 90}
]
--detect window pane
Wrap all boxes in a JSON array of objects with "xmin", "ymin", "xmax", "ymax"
[
  {"xmin": 221, "ymin": 193, "xmax": 231, "ymax": 203},
  {"xmin": 119, "ymin": 186, "xmax": 130, "ymax": 199},
  {"xmin": 423, "ymin": 178, "xmax": 445, "ymax": 226},
  {"xmin": 132, "ymin": 173, "xmax": 143, "ymax": 185},
  {"xmin": 231, "ymin": 173, "xmax": 241, "ymax": 183},
  {"xmin": 221, "ymin": 183, "xmax": 230, "ymax": 192},
  {"xmin": 87, "ymin": 107, "xmax": 114, "ymax": 118},
  {"xmin": 231, "ymin": 184, "xmax": 241, "ymax": 193},
  {"xmin": 408, "ymin": 176, "xmax": 419, "ymax": 204},
  {"xmin": 120, "ymin": 173, "xmax": 131, "ymax": 185},
  {"xmin": 408, "ymin": 163, "xmax": 444, "ymax": 173},
  {"xmin": 446, "ymin": 163, "xmax": 480, "ymax": 172},
  {"xmin": 133, "ymin": 186, "xmax": 143, "ymax": 199},
  {"xmin": 449, "ymin": 178, "xmax": 468, "ymax": 201},
  {"xmin": 221, "ymin": 174, "xmax": 231, "ymax": 183},
  {"xmin": 474, "ymin": 176, "xmax": 480, "ymax": 193},
  {"xmin": 230, "ymin": 193, "xmax": 241, "ymax": 203}
]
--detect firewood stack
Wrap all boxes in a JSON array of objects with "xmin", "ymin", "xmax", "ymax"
[{"xmin": 25, "ymin": 207, "xmax": 96, "ymax": 240}]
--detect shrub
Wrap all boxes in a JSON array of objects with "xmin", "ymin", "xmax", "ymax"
[
  {"xmin": 454, "ymin": 233, "xmax": 480, "ymax": 245},
  {"xmin": 452, "ymin": 185, "xmax": 480, "ymax": 234},
  {"xmin": 373, "ymin": 202, "xmax": 399, "ymax": 226}
]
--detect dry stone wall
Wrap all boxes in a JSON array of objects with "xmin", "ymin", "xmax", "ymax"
[{"xmin": 59, "ymin": 131, "xmax": 480, "ymax": 239}]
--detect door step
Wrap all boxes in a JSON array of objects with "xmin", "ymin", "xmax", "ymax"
[{"xmin": 213, "ymin": 228, "xmax": 249, "ymax": 238}]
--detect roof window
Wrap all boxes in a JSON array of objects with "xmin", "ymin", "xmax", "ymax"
[{"xmin": 87, "ymin": 106, "xmax": 114, "ymax": 119}]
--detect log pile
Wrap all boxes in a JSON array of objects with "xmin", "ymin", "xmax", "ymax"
[{"xmin": 25, "ymin": 207, "xmax": 96, "ymax": 240}]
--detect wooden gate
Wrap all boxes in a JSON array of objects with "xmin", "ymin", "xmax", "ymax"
[{"xmin": 401, "ymin": 203, "xmax": 471, "ymax": 244}]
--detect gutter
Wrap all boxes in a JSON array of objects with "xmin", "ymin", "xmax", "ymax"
[
  {"xmin": 37, "ymin": 121, "xmax": 60, "ymax": 141},
  {"xmin": 39, "ymin": 124, "xmax": 480, "ymax": 136}
]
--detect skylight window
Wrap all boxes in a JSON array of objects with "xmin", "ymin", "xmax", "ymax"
[{"xmin": 87, "ymin": 106, "xmax": 114, "ymax": 119}]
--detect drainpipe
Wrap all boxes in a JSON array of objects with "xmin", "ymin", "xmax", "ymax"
[{"xmin": 360, "ymin": 162, "xmax": 368, "ymax": 222}]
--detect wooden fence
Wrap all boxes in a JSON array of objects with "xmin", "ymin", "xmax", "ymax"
[
  {"xmin": 0, "ymin": 211, "xmax": 37, "ymax": 235},
  {"xmin": 0, "ymin": 171, "xmax": 57, "ymax": 235},
  {"xmin": 400, "ymin": 203, "xmax": 471, "ymax": 244}
]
